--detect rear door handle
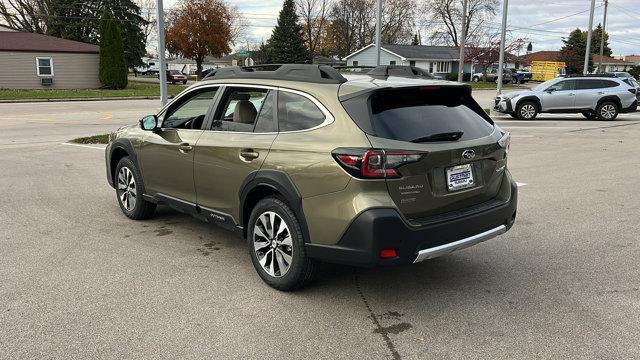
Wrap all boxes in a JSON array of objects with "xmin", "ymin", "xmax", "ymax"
[
  {"xmin": 178, "ymin": 142, "xmax": 193, "ymax": 153},
  {"xmin": 240, "ymin": 149, "xmax": 259, "ymax": 160}
]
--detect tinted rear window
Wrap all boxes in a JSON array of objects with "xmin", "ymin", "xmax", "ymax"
[{"xmin": 343, "ymin": 87, "xmax": 494, "ymax": 142}]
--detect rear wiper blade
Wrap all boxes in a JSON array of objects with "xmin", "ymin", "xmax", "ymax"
[{"xmin": 410, "ymin": 131, "xmax": 463, "ymax": 143}]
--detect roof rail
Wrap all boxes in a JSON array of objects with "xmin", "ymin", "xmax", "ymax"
[
  {"xmin": 203, "ymin": 64, "xmax": 347, "ymax": 84},
  {"xmin": 563, "ymin": 73, "xmax": 618, "ymax": 78},
  {"xmin": 367, "ymin": 65, "xmax": 435, "ymax": 80}
]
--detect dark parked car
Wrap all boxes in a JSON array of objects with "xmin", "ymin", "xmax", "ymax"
[{"xmin": 162, "ymin": 70, "xmax": 188, "ymax": 84}]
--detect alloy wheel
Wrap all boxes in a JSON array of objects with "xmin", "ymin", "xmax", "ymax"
[
  {"xmin": 600, "ymin": 104, "xmax": 616, "ymax": 119},
  {"xmin": 117, "ymin": 167, "xmax": 137, "ymax": 211},
  {"xmin": 253, "ymin": 211, "xmax": 293, "ymax": 278},
  {"xmin": 520, "ymin": 104, "xmax": 536, "ymax": 119}
]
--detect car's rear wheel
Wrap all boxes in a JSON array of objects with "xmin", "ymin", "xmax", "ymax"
[
  {"xmin": 596, "ymin": 101, "xmax": 619, "ymax": 120},
  {"xmin": 472, "ymin": 76, "xmax": 480, "ymax": 82},
  {"xmin": 115, "ymin": 157, "xmax": 156, "ymax": 220},
  {"xmin": 247, "ymin": 197, "xmax": 317, "ymax": 291},
  {"xmin": 582, "ymin": 111, "xmax": 597, "ymax": 120},
  {"xmin": 516, "ymin": 101, "xmax": 538, "ymax": 120}
]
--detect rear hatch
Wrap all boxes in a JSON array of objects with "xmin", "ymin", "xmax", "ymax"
[{"xmin": 340, "ymin": 85, "xmax": 509, "ymax": 221}]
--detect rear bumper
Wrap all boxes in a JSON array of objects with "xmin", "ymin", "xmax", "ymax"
[
  {"xmin": 621, "ymin": 99, "xmax": 638, "ymax": 113},
  {"xmin": 306, "ymin": 179, "xmax": 518, "ymax": 267}
]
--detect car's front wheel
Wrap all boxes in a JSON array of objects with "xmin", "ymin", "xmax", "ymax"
[
  {"xmin": 247, "ymin": 197, "xmax": 317, "ymax": 291},
  {"xmin": 472, "ymin": 76, "xmax": 480, "ymax": 82},
  {"xmin": 516, "ymin": 101, "xmax": 538, "ymax": 120},
  {"xmin": 596, "ymin": 101, "xmax": 619, "ymax": 120},
  {"xmin": 115, "ymin": 157, "xmax": 156, "ymax": 220}
]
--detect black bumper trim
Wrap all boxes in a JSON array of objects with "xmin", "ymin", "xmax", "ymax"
[{"xmin": 306, "ymin": 179, "xmax": 518, "ymax": 267}]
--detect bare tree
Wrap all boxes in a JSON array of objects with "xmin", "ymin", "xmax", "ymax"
[
  {"xmin": 136, "ymin": 0, "xmax": 156, "ymax": 46},
  {"xmin": 297, "ymin": 0, "xmax": 328, "ymax": 57},
  {"xmin": 422, "ymin": 0, "xmax": 498, "ymax": 47},
  {"xmin": 0, "ymin": 0, "xmax": 48, "ymax": 33},
  {"xmin": 327, "ymin": 0, "xmax": 414, "ymax": 57}
]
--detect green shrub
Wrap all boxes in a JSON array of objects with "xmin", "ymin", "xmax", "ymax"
[
  {"xmin": 446, "ymin": 73, "xmax": 459, "ymax": 81},
  {"xmin": 99, "ymin": 12, "xmax": 128, "ymax": 89}
]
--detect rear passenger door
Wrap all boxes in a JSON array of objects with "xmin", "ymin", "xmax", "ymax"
[
  {"xmin": 574, "ymin": 79, "xmax": 604, "ymax": 109},
  {"xmin": 194, "ymin": 85, "xmax": 278, "ymax": 221}
]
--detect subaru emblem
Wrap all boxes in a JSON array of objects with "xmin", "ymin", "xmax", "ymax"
[{"xmin": 462, "ymin": 149, "xmax": 476, "ymax": 160}]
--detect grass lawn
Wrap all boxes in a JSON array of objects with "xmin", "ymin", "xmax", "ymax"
[
  {"xmin": 0, "ymin": 81, "xmax": 186, "ymax": 100},
  {"xmin": 467, "ymin": 81, "xmax": 528, "ymax": 90},
  {"xmin": 69, "ymin": 134, "xmax": 110, "ymax": 144}
]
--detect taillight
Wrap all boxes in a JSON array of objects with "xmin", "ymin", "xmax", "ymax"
[
  {"xmin": 628, "ymin": 88, "xmax": 637, "ymax": 94},
  {"xmin": 498, "ymin": 132, "xmax": 511, "ymax": 154},
  {"xmin": 332, "ymin": 148, "xmax": 424, "ymax": 179}
]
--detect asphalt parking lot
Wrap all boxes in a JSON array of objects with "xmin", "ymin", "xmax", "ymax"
[{"xmin": 1, "ymin": 99, "xmax": 639, "ymax": 359}]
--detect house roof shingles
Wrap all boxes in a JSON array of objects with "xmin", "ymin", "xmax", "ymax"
[
  {"xmin": 592, "ymin": 54, "xmax": 633, "ymax": 65},
  {"xmin": 0, "ymin": 32, "xmax": 99, "ymax": 54},
  {"xmin": 382, "ymin": 44, "xmax": 460, "ymax": 60}
]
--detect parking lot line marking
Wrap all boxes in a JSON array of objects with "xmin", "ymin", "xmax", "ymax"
[
  {"xmin": 61, "ymin": 142, "xmax": 105, "ymax": 150},
  {"xmin": 516, "ymin": 182, "xmax": 527, "ymax": 187}
]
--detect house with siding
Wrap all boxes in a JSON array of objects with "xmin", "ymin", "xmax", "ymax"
[
  {"xmin": 0, "ymin": 29, "xmax": 100, "ymax": 89},
  {"xmin": 343, "ymin": 44, "xmax": 516, "ymax": 77}
]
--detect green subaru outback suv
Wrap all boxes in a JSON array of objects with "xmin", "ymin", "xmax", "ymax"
[{"xmin": 106, "ymin": 65, "xmax": 517, "ymax": 290}]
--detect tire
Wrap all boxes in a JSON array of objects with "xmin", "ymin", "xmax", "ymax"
[
  {"xmin": 596, "ymin": 101, "xmax": 619, "ymax": 120},
  {"xmin": 247, "ymin": 196, "xmax": 317, "ymax": 291},
  {"xmin": 515, "ymin": 101, "xmax": 538, "ymax": 120},
  {"xmin": 182, "ymin": 80, "xmax": 187, "ymax": 85},
  {"xmin": 114, "ymin": 157, "xmax": 156, "ymax": 220},
  {"xmin": 582, "ymin": 111, "xmax": 597, "ymax": 120},
  {"xmin": 472, "ymin": 76, "xmax": 480, "ymax": 82}
]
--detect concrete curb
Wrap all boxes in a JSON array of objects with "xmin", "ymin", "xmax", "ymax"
[{"xmin": 0, "ymin": 96, "xmax": 165, "ymax": 104}]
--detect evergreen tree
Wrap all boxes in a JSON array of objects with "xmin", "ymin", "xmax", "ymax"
[
  {"xmin": 559, "ymin": 28, "xmax": 593, "ymax": 74},
  {"xmin": 263, "ymin": 0, "xmax": 309, "ymax": 64},
  {"xmin": 47, "ymin": 0, "xmax": 146, "ymax": 68},
  {"xmin": 588, "ymin": 24, "xmax": 612, "ymax": 57},
  {"xmin": 412, "ymin": 34, "xmax": 420, "ymax": 46},
  {"xmin": 527, "ymin": 42, "xmax": 532, "ymax": 53},
  {"xmin": 99, "ymin": 12, "xmax": 128, "ymax": 89}
]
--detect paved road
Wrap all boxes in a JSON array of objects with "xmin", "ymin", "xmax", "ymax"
[{"xmin": 1, "ymin": 100, "xmax": 639, "ymax": 359}]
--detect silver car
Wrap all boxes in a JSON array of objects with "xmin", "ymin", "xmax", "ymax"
[{"xmin": 494, "ymin": 75, "xmax": 638, "ymax": 120}]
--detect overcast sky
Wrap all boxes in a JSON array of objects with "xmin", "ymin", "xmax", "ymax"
[{"xmin": 164, "ymin": 0, "xmax": 640, "ymax": 56}]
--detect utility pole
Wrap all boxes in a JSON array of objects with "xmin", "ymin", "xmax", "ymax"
[
  {"xmin": 375, "ymin": 0, "xmax": 382, "ymax": 66},
  {"xmin": 598, "ymin": 0, "xmax": 608, "ymax": 73},
  {"xmin": 156, "ymin": 0, "xmax": 167, "ymax": 106},
  {"xmin": 584, "ymin": 0, "xmax": 596, "ymax": 74},
  {"xmin": 496, "ymin": 0, "xmax": 509, "ymax": 95},
  {"xmin": 457, "ymin": 0, "xmax": 468, "ymax": 82}
]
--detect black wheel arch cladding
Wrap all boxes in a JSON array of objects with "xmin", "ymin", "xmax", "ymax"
[{"xmin": 239, "ymin": 170, "xmax": 311, "ymax": 243}]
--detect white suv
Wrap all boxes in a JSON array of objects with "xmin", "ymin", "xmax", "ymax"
[{"xmin": 494, "ymin": 75, "xmax": 638, "ymax": 120}]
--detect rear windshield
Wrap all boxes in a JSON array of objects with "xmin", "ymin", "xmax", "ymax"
[{"xmin": 342, "ymin": 87, "xmax": 494, "ymax": 142}]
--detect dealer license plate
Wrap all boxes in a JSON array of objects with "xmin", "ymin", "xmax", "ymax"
[{"xmin": 446, "ymin": 164, "xmax": 474, "ymax": 191}]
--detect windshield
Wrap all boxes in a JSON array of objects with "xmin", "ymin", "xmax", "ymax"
[{"xmin": 169, "ymin": 70, "xmax": 182, "ymax": 75}]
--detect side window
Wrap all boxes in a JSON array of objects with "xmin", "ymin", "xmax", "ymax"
[
  {"xmin": 162, "ymin": 87, "xmax": 218, "ymax": 129},
  {"xmin": 390, "ymin": 61, "xmax": 396, "ymax": 65},
  {"xmin": 254, "ymin": 91, "xmax": 277, "ymax": 133},
  {"xmin": 278, "ymin": 91, "xmax": 326, "ymax": 132},
  {"xmin": 548, "ymin": 80, "xmax": 575, "ymax": 92},
  {"xmin": 36, "ymin": 57, "xmax": 53, "ymax": 76},
  {"xmin": 576, "ymin": 79, "xmax": 601, "ymax": 90},
  {"xmin": 352, "ymin": 61, "xmax": 359, "ymax": 66},
  {"xmin": 213, "ymin": 87, "xmax": 269, "ymax": 132},
  {"xmin": 600, "ymin": 80, "xmax": 619, "ymax": 88}
]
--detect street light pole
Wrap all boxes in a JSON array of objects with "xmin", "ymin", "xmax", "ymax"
[
  {"xmin": 156, "ymin": 0, "xmax": 167, "ymax": 106},
  {"xmin": 496, "ymin": 0, "xmax": 509, "ymax": 95},
  {"xmin": 583, "ymin": 0, "xmax": 596, "ymax": 75},
  {"xmin": 457, "ymin": 0, "xmax": 468, "ymax": 82},
  {"xmin": 375, "ymin": 0, "xmax": 382, "ymax": 66},
  {"xmin": 598, "ymin": 0, "xmax": 608, "ymax": 73}
]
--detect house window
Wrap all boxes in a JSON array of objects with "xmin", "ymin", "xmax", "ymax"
[
  {"xmin": 390, "ymin": 61, "xmax": 396, "ymax": 65},
  {"xmin": 429, "ymin": 62, "xmax": 433, "ymax": 73},
  {"xmin": 352, "ymin": 61, "xmax": 359, "ymax": 66},
  {"xmin": 409, "ymin": 61, "xmax": 416, "ymax": 67},
  {"xmin": 36, "ymin": 57, "xmax": 53, "ymax": 76},
  {"xmin": 436, "ymin": 61, "xmax": 450, "ymax": 73}
]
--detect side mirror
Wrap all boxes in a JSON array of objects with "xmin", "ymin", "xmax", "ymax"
[
  {"xmin": 545, "ymin": 88, "xmax": 556, "ymax": 93},
  {"xmin": 140, "ymin": 115, "xmax": 158, "ymax": 131}
]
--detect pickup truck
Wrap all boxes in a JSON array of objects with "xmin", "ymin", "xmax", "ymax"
[{"xmin": 472, "ymin": 68, "xmax": 513, "ymax": 83}]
